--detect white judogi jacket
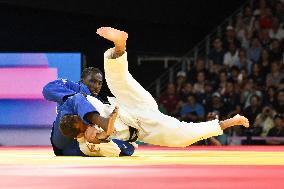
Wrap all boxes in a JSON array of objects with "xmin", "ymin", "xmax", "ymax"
[
  {"xmin": 85, "ymin": 48, "xmax": 223, "ymax": 148},
  {"xmin": 77, "ymin": 137, "xmax": 121, "ymax": 157}
]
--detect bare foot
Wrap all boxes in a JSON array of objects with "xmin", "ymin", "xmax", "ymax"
[
  {"xmin": 96, "ymin": 27, "xmax": 128, "ymax": 44},
  {"xmin": 233, "ymin": 114, "xmax": 249, "ymax": 128}
]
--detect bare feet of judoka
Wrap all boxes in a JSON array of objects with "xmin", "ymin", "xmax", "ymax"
[
  {"xmin": 219, "ymin": 114, "xmax": 249, "ymax": 131},
  {"xmin": 96, "ymin": 27, "xmax": 128, "ymax": 44},
  {"xmin": 96, "ymin": 27, "xmax": 127, "ymax": 55},
  {"xmin": 234, "ymin": 114, "xmax": 250, "ymax": 128}
]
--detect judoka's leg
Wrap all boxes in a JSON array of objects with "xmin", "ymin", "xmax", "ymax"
[
  {"xmin": 104, "ymin": 50, "xmax": 158, "ymax": 110},
  {"xmin": 97, "ymin": 27, "xmax": 250, "ymax": 148},
  {"xmin": 97, "ymin": 27, "xmax": 158, "ymax": 110},
  {"xmin": 138, "ymin": 111, "xmax": 248, "ymax": 147}
]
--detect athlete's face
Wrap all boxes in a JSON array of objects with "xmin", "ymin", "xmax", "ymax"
[{"xmin": 82, "ymin": 73, "xmax": 103, "ymax": 97}]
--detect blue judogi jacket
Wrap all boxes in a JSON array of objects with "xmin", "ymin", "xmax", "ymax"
[
  {"xmin": 42, "ymin": 79, "xmax": 135, "ymax": 156},
  {"xmin": 43, "ymin": 79, "xmax": 92, "ymax": 107},
  {"xmin": 43, "ymin": 79, "xmax": 98, "ymax": 155}
]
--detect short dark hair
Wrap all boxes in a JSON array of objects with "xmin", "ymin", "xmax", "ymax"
[
  {"xmin": 250, "ymin": 94, "xmax": 260, "ymax": 102},
  {"xmin": 187, "ymin": 93, "xmax": 196, "ymax": 99},
  {"xmin": 81, "ymin": 67, "xmax": 103, "ymax": 80},
  {"xmin": 59, "ymin": 115, "xmax": 81, "ymax": 138},
  {"xmin": 230, "ymin": 65, "xmax": 239, "ymax": 72}
]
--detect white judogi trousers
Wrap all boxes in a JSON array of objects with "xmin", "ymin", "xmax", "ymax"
[{"xmin": 88, "ymin": 48, "xmax": 223, "ymax": 147}]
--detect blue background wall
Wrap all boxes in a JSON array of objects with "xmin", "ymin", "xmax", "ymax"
[{"xmin": 0, "ymin": 53, "xmax": 81, "ymax": 127}]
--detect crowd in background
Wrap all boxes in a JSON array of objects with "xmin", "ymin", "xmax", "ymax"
[{"xmin": 158, "ymin": 0, "xmax": 284, "ymax": 145}]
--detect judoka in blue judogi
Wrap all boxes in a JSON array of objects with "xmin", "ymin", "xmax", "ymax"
[{"xmin": 42, "ymin": 68, "xmax": 135, "ymax": 156}]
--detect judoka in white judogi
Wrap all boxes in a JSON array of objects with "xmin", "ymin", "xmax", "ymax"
[{"xmin": 84, "ymin": 48, "xmax": 223, "ymax": 148}]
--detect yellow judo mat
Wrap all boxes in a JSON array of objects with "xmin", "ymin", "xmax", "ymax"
[
  {"xmin": 1, "ymin": 146, "xmax": 284, "ymax": 189},
  {"xmin": 0, "ymin": 146, "xmax": 284, "ymax": 166}
]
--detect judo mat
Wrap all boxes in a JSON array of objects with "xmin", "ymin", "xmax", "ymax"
[{"xmin": 1, "ymin": 145, "xmax": 284, "ymax": 189}]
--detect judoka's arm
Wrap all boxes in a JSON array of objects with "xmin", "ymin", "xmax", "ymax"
[{"xmin": 42, "ymin": 79, "xmax": 87, "ymax": 104}]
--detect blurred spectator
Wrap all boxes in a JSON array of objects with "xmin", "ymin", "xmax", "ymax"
[
  {"xmin": 258, "ymin": 48, "xmax": 271, "ymax": 77},
  {"xmin": 206, "ymin": 92, "xmax": 228, "ymax": 120},
  {"xmin": 266, "ymin": 61, "xmax": 284, "ymax": 87},
  {"xmin": 258, "ymin": 29, "xmax": 272, "ymax": 49},
  {"xmin": 178, "ymin": 82, "xmax": 194, "ymax": 102},
  {"xmin": 200, "ymin": 81, "xmax": 215, "ymax": 105},
  {"xmin": 269, "ymin": 39, "xmax": 283, "ymax": 61},
  {"xmin": 187, "ymin": 57, "xmax": 209, "ymax": 82},
  {"xmin": 159, "ymin": 83, "xmax": 178, "ymax": 116},
  {"xmin": 266, "ymin": 114, "xmax": 284, "ymax": 144},
  {"xmin": 229, "ymin": 66, "xmax": 240, "ymax": 83},
  {"xmin": 218, "ymin": 70, "xmax": 228, "ymax": 94},
  {"xmin": 223, "ymin": 26, "xmax": 241, "ymax": 51},
  {"xmin": 208, "ymin": 37, "xmax": 225, "ymax": 68},
  {"xmin": 263, "ymin": 86, "xmax": 277, "ymax": 106},
  {"xmin": 208, "ymin": 63, "xmax": 221, "ymax": 85},
  {"xmin": 180, "ymin": 94, "xmax": 205, "ymax": 122},
  {"xmin": 249, "ymin": 63, "xmax": 265, "ymax": 87},
  {"xmin": 273, "ymin": 90, "xmax": 284, "ymax": 114},
  {"xmin": 253, "ymin": 0, "xmax": 268, "ymax": 17},
  {"xmin": 253, "ymin": 106, "xmax": 276, "ymax": 136},
  {"xmin": 250, "ymin": 15, "xmax": 261, "ymax": 38},
  {"xmin": 175, "ymin": 71, "xmax": 187, "ymax": 97},
  {"xmin": 243, "ymin": 5, "xmax": 255, "ymax": 31},
  {"xmin": 243, "ymin": 94, "xmax": 262, "ymax": 125},
  {"xmin": 237, "ymin": 68, "xmax": 250, "ymax": 88},
  {"xmin": 269, "ymin": 17, "xmax": 284, "ymax": 40},
  {"xmin": 279, "ymin": 78, "xmax": 284, "ymax": 90},
  {"xmin": 234, "ymin": 48, "xmax": 253, "ymax": 74},
  {"xmin": 175, "ymin": 82, "xmax": 195, "ymax": 118},
  {"xmin": 223, "ymin": 42, "xmax": 239, "ymax": 68},
  {"xmin": 222, "ymin": 81, "xmax": 241, "ymax": 117},
  {"xmin": 259, "ymin": 7, "xmax": 274, "ymax": 29},
  {"xmin": 235, "ymin": 15, "xmax": 250, "ymax": 48},
  {"xmin": 193, "ymin": 71, "xmax": 206, "ymax": 94},
  {"xmin": 274, "ymin": 1, "xmax": 284, "ymax": 23},
  {"xmin": 241, "ymin": 79, "xmax": 263, "ymax": 108},
  {"xmin": 247, "ymin": 37, "xmax": 262, "ymax": 63}
]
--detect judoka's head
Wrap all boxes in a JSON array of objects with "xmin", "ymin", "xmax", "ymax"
[
  {"xmin": 59, "ymin": 115, "xmax": 88, "ymax": 138},
  {"xmin": 81, "ymin": 67, "xmax": 103, "ymax": 97}
]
